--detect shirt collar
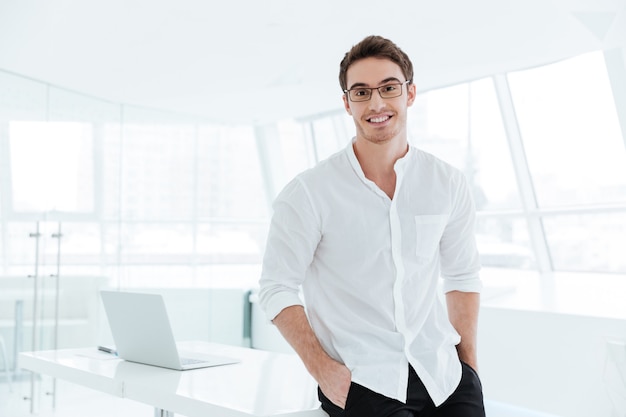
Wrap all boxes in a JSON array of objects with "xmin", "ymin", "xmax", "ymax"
[
  {"xmin": 346, "ymin": 138, "xmax": 414, "ymax": 176},
  {"xmin": 394, "ymin": 144, "xmax": 414, "ymax": 174},
  {"xmin": 346, "ymin": 137, "xmax": 365, "ymax": 179}
]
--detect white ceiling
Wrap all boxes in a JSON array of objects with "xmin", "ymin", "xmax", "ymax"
[{"xmin": 1, "ymin": 0, "xmax": 625, "ymax": 124}]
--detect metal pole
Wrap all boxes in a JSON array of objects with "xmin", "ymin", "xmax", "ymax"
[
  {"xmin": 27, "ymin": 221, "xmax": 41, "ymax": 413},
  {"xmin": 48, "ymin": 222, "xmax": 62, "ymax": 409}
]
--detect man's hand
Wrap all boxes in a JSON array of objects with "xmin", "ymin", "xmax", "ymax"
[
  {"xmin": 314, "ymin": 357, "xmax": 352, "ymax": 408},
  {"xmin": 446, "ymin": 290, "xmax": 480, "ymax": 372},
  {"xmin": 271, "ymin": 305, "xmax": 352, "ymax": 408}
]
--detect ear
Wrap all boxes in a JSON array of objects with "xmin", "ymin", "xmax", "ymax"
[
  {"xmin": 406, "ymin": 83, "xmax": 417, "ymax": 107},
  {"xmin": 342, "ymin": 94, "xmax": 352, "ymax": 115}
]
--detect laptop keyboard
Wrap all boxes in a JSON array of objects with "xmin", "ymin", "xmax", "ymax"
[{"xmin": 180, "ymin": 357, "xmax": 206, "ymax": 366}]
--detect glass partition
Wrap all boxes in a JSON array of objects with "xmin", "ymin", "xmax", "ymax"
[{"xmin": 0, "ymin": 71, "xmax": 270, "ymax": 289}]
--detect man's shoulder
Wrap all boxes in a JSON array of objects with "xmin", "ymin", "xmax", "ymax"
[
  {"xmin": 276, "ymin": 146, "xmax": 350, "ymax": 200},
  {"xmin": 299, "ymin": 146, "xmax": 350, "ymax": 180}
]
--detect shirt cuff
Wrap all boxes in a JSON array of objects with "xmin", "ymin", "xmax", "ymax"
[
  {"xmin": 442, "ymin": 274, "xmax": 483, "ymax": 293},
  {"xmin": 261, "ymin": 290, "xmax": 305, "ymax": 322}
]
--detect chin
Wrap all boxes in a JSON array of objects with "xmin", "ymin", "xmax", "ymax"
[{"xmin": 361, "ymin": 128, "xmax": 398, "ymax": 145}]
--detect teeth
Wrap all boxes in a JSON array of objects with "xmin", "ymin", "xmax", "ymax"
[{"xmin": 369, "ymin": 116, "xmax": 389, "ymax": 123}]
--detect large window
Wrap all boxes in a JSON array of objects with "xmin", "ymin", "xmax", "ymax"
[
  {"xmin": 404, "ymin": 52, "xmax": 626, "ymax": 273},
  {"xmin": 408, "ymin": 78, "xmax": 534, "ymax": 269},
  {"xmin": 409, "ymin": 79, "xmax": 524, "ymax": 210},
  {"xmin": 508, "ymin": 51, "xmax": 626, "ymax": 208},
  {"xmin": 1, "ymin": 47, "xmax": 625, "ymax": 282},
  {"xmin": 0, "ymin": 76, "xmax": 270, "ymax": 286},
  {"xmin": 508, "ymin": 51, "xmax": 626, "ymax": 273}
]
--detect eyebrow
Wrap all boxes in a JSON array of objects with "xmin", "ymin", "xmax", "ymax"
[{"xmin": 348, "ymin": 77, "xmax": 403, "ymax": 90}]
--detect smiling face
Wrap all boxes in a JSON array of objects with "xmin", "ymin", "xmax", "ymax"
[{"xmin": 343, "ymin": 57, "xmax": 416, "ymax": 147}]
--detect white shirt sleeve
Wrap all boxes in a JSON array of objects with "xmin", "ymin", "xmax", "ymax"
[
  {"xmin": 258, "ymin": 177, "xmax": 322, "ymax": 321},
  {"xmin": 439, "ymin": 171, "xmax": 482, "ymax": 293}
]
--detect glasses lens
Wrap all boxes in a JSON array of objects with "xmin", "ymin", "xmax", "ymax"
[
  {"xmin": 350, "ymin": 88, "xmax": 372, "ymax": 102},
  {"xmin": 379, "ymin": 83, "xmax": 403, "ymax": 99}
]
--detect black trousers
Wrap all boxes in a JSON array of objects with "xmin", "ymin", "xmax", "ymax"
[{"xmin": 318, "ymin": 362, "xmax": 485, "ymax": 417}]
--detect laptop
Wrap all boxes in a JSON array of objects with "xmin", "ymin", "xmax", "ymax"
[{"xmin": 100, "ymin": 290, "xmax": 239, "ymax": 370}]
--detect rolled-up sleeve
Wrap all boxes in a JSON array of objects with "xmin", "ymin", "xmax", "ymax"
[
  {"xmin": 258, "ymin": 177, "xmax": 321, "ymax": 321},
  {"xmin": 439, "ymin": 171, "xmax": 482, "ymax": 293}
]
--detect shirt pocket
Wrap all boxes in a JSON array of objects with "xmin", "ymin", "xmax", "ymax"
[{"xmin": 414, "ymin": 214, "xmax": 449, "ymax": 264}]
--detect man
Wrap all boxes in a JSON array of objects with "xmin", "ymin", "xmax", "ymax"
[{"xmin": 259, "ymin": 35, "xmax": 485, "ymax": 417}]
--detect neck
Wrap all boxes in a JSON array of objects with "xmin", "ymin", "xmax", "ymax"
[
  {"xmin": 352, "ymin": 136, "xmax": 408, "ymax": 200},
  {"xmin": 353, "ymin": 136, "xmax": 408, "ymax": 178}
]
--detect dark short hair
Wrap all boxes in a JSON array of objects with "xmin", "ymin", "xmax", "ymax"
[{"xmin": 339, "ymin": 35, "xmax": 414, "ymax": 91}]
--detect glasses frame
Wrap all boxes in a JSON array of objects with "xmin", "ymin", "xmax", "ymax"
[{"xmin": 343, "ymin": 80, "xmax": 411, "ymax": 102}]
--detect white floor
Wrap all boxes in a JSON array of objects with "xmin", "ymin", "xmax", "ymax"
[{"xmin": 0, "ymin": 374, "xmax": 155, "ymax": 417}]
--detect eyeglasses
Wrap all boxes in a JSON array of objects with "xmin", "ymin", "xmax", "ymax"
[{"xmin": 343, "ymin": 80, "xmax": 411, "ymax": 102}]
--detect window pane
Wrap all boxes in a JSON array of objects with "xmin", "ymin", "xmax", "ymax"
[
  {"xmin": 197, "ymin": 125, "xmax": 267, "ymax": 219},
  {"xmin": 102, "ymin": 222, "xmax": 121, "ymax": 265},
  {"xmin": 6, "ymin": 222, "xmax": 39, "ymax": 267},
  {"xmin": 508, "ymin": 51, "xmax": 626, "ymax": 207},
  {"xmin": 408, "ymin": 79, "xmax": 522, "ymax": 211},
  {"xmin": 196, "ymin": 222, "xmax": 267, "ymax": 264},
  {"xmin": 2, "ymin": 221, "xmax": 100, "ymax": 268},
  {"xmin": 119, "ymin": 223, "xmax": 194, "ymax": 263},
  {"xmin": 52, "ymin": 223, "xmax": 101, "ymax": 265},
  {"xmin": 116, "ymin": 265, "xmax": 196, "ymax": 288},
  {"xmin": 1, "ymin": 71, "xmax": 273, "ymax": 289},
  {"xmin": 112, "ymin": 264, "xmax": 261, "ymax": 288},
  {"xmin": 120, "ymin": 122, "xmax": 196, "ymax": 220},
  {"xmin": 10, "ymin": 121, "xmax": 94, "ymax": 213},
  {"xmin": 311, "ymin": 114, "xmax": 349, "ymax": 161},
  {"xmin": 3, "ymin": 222, "xmax": 87, "ymax": 276},
  {"xmin": 276, "ymin": 119, "xmax": 314, "ymax": 188},
  {"xmin": 196, "ymin": 264, "xmax": 262, "ymax": 288},
  {"xmin": 544, "ymin": 213, "xmax": 626, "ymax": 273},
  {"xmin": 102, "ymin": 122, "xmax": 123, "ymax": 220},
  {"xmin": 476, "ymin": 216, "xmax": 535, "ymax": 269}
]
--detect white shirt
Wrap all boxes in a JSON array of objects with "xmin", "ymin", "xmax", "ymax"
[{"xmin": 259, "ymin": 140, "xmax": 482, "ymax": 406}]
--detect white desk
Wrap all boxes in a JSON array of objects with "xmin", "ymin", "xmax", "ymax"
[{"xmin": 19, "ymin": 341, "xmax": 326, "ymax": 417}]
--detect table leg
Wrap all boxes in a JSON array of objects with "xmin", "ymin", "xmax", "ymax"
[{"xmin": 154, "ymin": 408, "xmax": 174, "ymax": 417}]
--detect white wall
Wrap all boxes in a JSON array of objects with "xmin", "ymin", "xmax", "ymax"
[{"xmin": 478, "ymin": 306, "xmax": 626, "ymax": 417}]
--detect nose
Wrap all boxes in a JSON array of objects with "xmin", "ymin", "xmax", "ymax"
[{"xmin": 367, "ymin": 90, "xmax": 386, "ymax": 111}]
